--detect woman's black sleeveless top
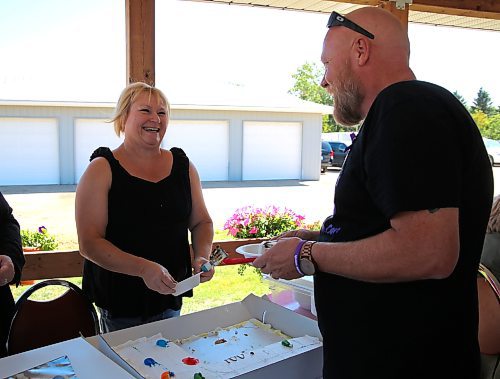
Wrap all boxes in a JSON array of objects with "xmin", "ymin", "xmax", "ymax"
[{"xmin": 82, "ymin": 147, "xmax": 192, "ymax": 318}]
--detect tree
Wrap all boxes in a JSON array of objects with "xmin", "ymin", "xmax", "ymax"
[
  {"xmin": 452, "ymin": 90, "xmax": 468, "ymax": 109},
  {"xmin": 482, "ymin": 113, "xmax": 500, "ymax": 140},
  {"xmin": 471, "ymin": 87, "xmax": 495, "ymax": 116},
  {"xmin": 472, "ymin": 111, "xmax": 490, "ymax": 134},
  {"xmin": 289, "ymin": 62, "xmax": 349, "ymax": 132}
]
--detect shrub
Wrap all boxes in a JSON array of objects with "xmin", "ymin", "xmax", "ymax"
[
  {"xmin": 223, "ymin": 205, "xmax": 306, "ymax": 239},
  {"xmin": 21, "ymin": 226, "xmax": 59, "ymax": 251}
]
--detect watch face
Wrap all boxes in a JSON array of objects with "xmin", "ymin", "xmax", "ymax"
[{"xmin": 300, "ymin": 258, "xmax": 315, "ymax": 275}]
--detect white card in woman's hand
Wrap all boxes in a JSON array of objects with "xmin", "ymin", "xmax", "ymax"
[{"xmin": 173, "ymin": 272, "xmax": 201, "ymax": 296}]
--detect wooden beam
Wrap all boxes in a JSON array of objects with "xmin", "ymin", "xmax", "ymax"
[
  {"xmin": 411, "ymin": 0, "xmax": 500, "ymax": 20},
  {"xmin": 125, "ymin": 0, "xmax": 155, "ymax": 85},
  {"xmin": 322, "ymin": 0, "xmax": 500, "ymax": 20},
  {"xmin": 20, "ymin": 239, "xmax": 268, "ymax": 281},
  {"xmin": 378, "ymin": 1, "xmax": 409, "ymax": 31},
  {"xmin": 22, "ymin": 251, "xmax": 83, "ymax": 281},
  {"xmin": 413, "ymin": 0, "xmax": 500, "ymax": 15}
]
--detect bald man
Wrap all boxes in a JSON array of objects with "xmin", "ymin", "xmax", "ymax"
[{"xmin": 254, "ymin": 7, "xmax": 493, "ymax": 379}]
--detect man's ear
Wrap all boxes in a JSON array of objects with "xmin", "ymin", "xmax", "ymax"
[{"xmin": 353, "ymin": 37, "xmax": 370, "ymax": 66}]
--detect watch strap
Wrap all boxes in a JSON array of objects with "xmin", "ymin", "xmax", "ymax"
[
  {"xmin": 300, "ymin": 241, "xmax": 317, "ymax": 272},
  {"xmin": 293, "ymin": 239, "xmax": 307, "ymax": 276}
]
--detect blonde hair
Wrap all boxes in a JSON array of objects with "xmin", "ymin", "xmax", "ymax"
[
  {"xmin": 487, "ymin": 195, "xmax": 500, "ymax": 233},
  {"xmin": 111, "ymin": 82, "xmax": 170, "ymax": 137}
]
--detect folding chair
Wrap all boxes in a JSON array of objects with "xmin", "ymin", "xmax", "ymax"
[{"xmin": 6, "ymin": 279, "xmax": 100, "ymax": 355}]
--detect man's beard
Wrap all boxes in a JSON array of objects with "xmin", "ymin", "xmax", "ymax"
[{"xmin": 330, "ymin": 63, "xmax": 364, "ymax": 126}]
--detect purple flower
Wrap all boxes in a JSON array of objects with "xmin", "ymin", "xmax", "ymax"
[{"xmin": 38, "ymin": 226, "xmax": 47, "ymax": 234}]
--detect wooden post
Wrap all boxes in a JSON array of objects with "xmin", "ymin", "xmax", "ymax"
[
  {"xmin": 378, "ymin": 0, "xmax": 410, "ymax": 32},
  {"xmin": 125, "ymin": 0, "xmax": 155, "ymax": 85}
]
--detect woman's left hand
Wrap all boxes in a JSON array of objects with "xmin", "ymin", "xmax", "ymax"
[{"xmin": 193, "ymin": 256, "xmax": 215, "ymax": 283}]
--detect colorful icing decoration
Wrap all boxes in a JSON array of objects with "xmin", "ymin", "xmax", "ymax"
[
  {"xmin": 193, "ymin": 373, "xmax": 205, "ymax": 379},
  {"xmin": 144, "ymin": 357, "xmax": 160, "ymax": 367},
  {"xmin": 214, "ymin": 338, "xmax": 227, "ymax": 345},
  {"xmin": 161, "ymin": 372, "xmax": 171, "ymax": 379},
  {"xmin": 281, "ymin": 339, "xmax": 293, "ymax": 348},
  {"xmin": 156, "ymin": 339, "xmax": 169, "ymax": 347},
  {"xmin": 182, "ymin": 357, "xmax": 200, "ymax": 365}
]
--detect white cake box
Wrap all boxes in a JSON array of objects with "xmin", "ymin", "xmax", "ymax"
[
  {"xmin": 0, "ymin": 337, "xmax": 136, "ymax": 379},
  {"xmin": 87, "ymin": 293, "xmax": 322, "ymax": 379},
  {"xmin": 264, "ymin": 275, "xmax": 316, "ymax": 315}
]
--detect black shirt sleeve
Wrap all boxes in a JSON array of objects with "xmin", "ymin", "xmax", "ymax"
[
  {"xmin": 364, "ymin": 89, "xmax": 462, "ymax": 219},
  {"xmin": 0, "ymin": 192, "xmax": 25, "ymax": 284}
]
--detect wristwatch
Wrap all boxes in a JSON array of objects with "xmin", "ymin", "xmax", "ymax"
[{"xmin": 299, "ymin": 241, "xmax": 317, "ymax": 276}]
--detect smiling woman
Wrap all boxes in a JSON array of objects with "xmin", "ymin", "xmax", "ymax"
[{"xmin": 75, "ymin": 82, "xmax": 215, "ymax": 333}]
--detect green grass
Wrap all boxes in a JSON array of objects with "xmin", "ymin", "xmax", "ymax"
[
  {"xmin": 182, "ymin": 265, "xmax": 269, "ymax": 314},
  {"xmin": 11, "ymin": 277, "xmax": 83, "ymax": 301},
  {"xmin": 11, "ymin": 266, "xmax": 269, "ymax": 316}
]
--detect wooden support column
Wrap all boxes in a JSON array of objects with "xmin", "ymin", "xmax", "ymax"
[
  {"xmin": 125, "ymin": 0, "xmax": 155, "ymax": 85},
  {"xmin": 378, "ymin": 1, "xmax": 410, "ymax": 32}
]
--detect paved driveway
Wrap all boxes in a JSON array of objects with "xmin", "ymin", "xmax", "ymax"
[
  {"xmin": 0, "ymin": 170, "xmax": 340, "ymax": 247},
  {"xmin": 2, "ymin": 166, "xmax": 500, "ymax": 248}
]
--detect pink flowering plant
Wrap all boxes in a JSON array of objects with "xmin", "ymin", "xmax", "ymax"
[{"xmin": 224, "ymin": 205, "xmax": 306, "ymax": 239}]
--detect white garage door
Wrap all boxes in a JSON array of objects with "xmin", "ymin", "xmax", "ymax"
[
  {"xmin": 74, "ymin": 119, "xmax": 123, "ymax": 182},
  {"xmin": 243, "ymin": 121, "xmax": 302, "ymax": 180},
  {"xmin": 162, "ymin": 120, "xmax": 229, "ymax": 181},
  {"xmin": 0, "ymin": 118, "xmax": 59, "ymax": 185}
]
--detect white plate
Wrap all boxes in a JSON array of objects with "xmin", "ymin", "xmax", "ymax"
[{"xmin": 235, "ymin": 243, "xmax": 263, "ymax": 258}]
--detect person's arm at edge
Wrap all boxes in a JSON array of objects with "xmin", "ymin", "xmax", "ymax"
[
  {"xmin": 188, "ymin": 162, "xmax": 214, "ymax": 281},
  {"xmin": 311, "ymin": 208, "xmax": 459, "ymax": 282},
  {"xmin": 0, "ymin": 193, "xmax": 24, "ymax": 284}
]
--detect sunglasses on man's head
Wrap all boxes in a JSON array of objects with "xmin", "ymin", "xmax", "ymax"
[{"xmin": 327, "ymin": 11, "xmax": 375, "ymax": 40}]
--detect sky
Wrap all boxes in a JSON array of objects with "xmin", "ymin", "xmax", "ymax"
[{"xmin": 0, "ymin": 0, "xmax": 499, "ymax": 107}]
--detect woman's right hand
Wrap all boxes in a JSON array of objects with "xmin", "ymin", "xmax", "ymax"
[{"xmin": 140, "ymin": 260, "xmax": 177, "ymax": 295}]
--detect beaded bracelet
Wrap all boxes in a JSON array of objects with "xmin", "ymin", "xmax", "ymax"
[{"xmin": 293, "ymin": 239, "xmax": 307, "ymax": 276}]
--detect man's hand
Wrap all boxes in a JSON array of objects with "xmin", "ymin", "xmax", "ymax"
[
  {"xmin": 253, "ymin": 237, "xmax": 304, "ymax": 280},
  {"xmin": 277, "ymin": 229, "xmax": 318, "ymax": 241},
  {"xmin": 0, "ymin": 254, "xmax": 15, "ymax": 286}
]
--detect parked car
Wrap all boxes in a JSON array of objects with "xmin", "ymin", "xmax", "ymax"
[
  {"xmin": 321, "ymin": 141, "xmax": 333, "ymax": 173},
  {"xmin": 328, "ymin": 141, "xmax": 348, "ymax": 168},
  {"xmin": 483, "ymin": 137, "xmax": 500, "ymax": 166}
]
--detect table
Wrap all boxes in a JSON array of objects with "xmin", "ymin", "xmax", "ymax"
[
  {"xmin": 265, "ymin": 289, "xmax": 317, "ymax": 320},
  {"xmin": 0, "ymin": 337, "xmax": 135, "ymax": 378}
]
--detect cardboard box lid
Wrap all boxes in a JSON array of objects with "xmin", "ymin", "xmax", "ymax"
[
  {"xmin": 264, "ymin": 275, "xmax": 314, "ymax": 295},
  {"xmin": 87, "ymin": 294, "xmax": 323, "ymax": 379}
]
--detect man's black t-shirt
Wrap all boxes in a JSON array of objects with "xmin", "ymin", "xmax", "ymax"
[{"xmin": 317, "ymin": 81, "xmax": 493, "ymax": 379}]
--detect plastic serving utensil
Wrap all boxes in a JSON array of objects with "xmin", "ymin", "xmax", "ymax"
[
  {"xmin": 200, "ymin": 245, "xmax": 229, "ymax": 272},
  {"xmin": 221, "ymin": 257, "xmax": 256, "ymax": 265}
]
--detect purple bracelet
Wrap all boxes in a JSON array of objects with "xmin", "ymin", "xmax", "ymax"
[{"xmin": 294, "ymin": 239, "xmax": 307, "ymax": 276}]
